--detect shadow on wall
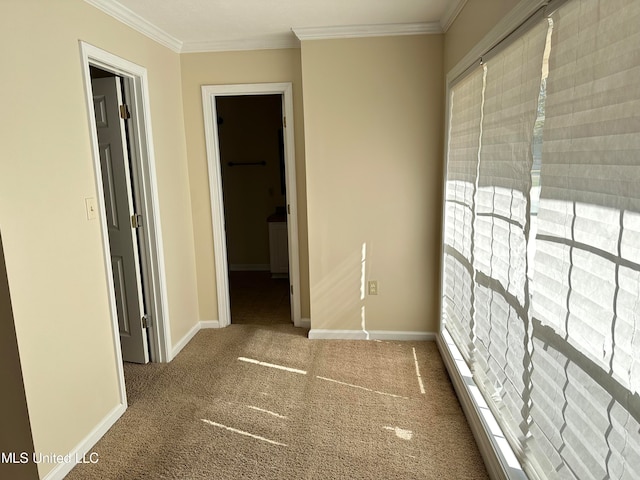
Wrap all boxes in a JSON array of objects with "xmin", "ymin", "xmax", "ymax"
[{"xmin": 0, "ymin": 233, "xmax": 39, "ymax": 480}]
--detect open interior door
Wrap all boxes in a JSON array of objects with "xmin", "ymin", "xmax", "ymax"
[{"xmin": 92, "ymin": 76, "xmax": 149, "ymax": 364}]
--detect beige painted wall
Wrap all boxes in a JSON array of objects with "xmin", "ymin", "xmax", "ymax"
[
  {"xmin": 0, "ymin": 0, "xmax": 198, "ymax": 477},
  {"xmin": 180, "ymin": 49, "xmax": 310, "ymax": 320},
  {"xmin": 300, "ymin": 35, "xmax": 444, "ymax": 332},
  {"xmin": 444, "ymin": 0, "xmax": 521, "ymax": 74}
]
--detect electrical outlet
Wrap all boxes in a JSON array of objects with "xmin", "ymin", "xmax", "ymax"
[{"xmin": 368, "ymin": 280, "xmax": 378, "ymax": 295}]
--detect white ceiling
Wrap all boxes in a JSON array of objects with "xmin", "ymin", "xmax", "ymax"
[{"xmin": 85, "ymin": 0, "xmax": 467, "ymax": 53}]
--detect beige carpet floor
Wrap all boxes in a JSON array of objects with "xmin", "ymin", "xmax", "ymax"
[
  {"xmin": 228, "ymin": 271, "xmax": 291, "ymax": 325},
  {"xmin": 67, "ymin": 273, "xmax": 488, "ymax": 479}
]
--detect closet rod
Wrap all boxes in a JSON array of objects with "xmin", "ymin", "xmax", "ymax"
[{"xmin": 227, "ymin": 161, "xmax": 266, "ymax": 167}]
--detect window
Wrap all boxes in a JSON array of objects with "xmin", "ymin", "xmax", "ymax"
[{"xmin": 441, "ymin": 1, "xmax": 640, "ymax": 478}]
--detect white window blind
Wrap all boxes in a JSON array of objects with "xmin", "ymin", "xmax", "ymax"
[
  {"xmin": 443, "ymin": 67, "xmax": 484, "ymax": 362},
  {"xmin": 441, "ymin": 0, "xmax": 640, "ymax": 478},
  {"xmin": 472, "ymin": 20, "xmax": 550, "ymax": 453},
  {"xmin": 529, "ymin": 0, "xmax": 640, "ymax": 478}
]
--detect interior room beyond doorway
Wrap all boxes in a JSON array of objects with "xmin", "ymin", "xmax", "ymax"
[{"xmin": 215, "ymin": 94, "xmax": 291, "ymax": 325}]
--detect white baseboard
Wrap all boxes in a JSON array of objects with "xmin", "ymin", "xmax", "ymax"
[
  {"xmin": 229, "ymin": 264, "xmax": 270, "ymax": 271},
  {"xmin": 171, "ymin": 320, "xmax": 222, "ymax": 359},
  {"xmin": 200, "ymin": 320, "xmax": 220, "ymax": 329},
  {"xmin": 308, "ymin": 329, "xmax": 367, "ymax": 339},
  {"xmin": 308, "ymin": 329, "xmax": 436, "ymax": 340},
  {"xmin": 295, "ymin": 317, "xmax": 311, "ymax": 329},
  {"xmin": 170, "ymin": 322, "xmax": 200, "ymax": 360},
  {"xmin": 370, "ymin": 330, "xmax": 436, "ymax": 341},
  {"xmin": 41, "ymin": 403, "xmax": 126, "ymax": 480}
]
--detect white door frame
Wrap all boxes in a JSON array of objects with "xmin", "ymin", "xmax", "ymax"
[
  {"xmin": 80, "ymin": 42, "xmax": 172, "ymax": 380},
  {"xmin": 201, "ymin": 83, "xmax": 302, "ymax": 327}
]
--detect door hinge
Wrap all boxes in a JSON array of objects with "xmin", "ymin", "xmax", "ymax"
[
  {"xmin": 287, "ymin": 204, "xmax": 291, "ymax": 215},
  {"xmin": 141, "ymin": 315, "xmax": 151, "ymax": 329},
  {"xmin": 119, "ymin": 104, "xmax": 131, "ymax": 119},
  {"xmin": 131, "ymin": 213, "xmax": 143, "ymax": 228},
  {"xmin": 290, "ymin": 285, "xmax": 293, "ymax": 295},
  {"xmin": 283, "ymin": 116, "xmax": 287, "ymax": 128}
]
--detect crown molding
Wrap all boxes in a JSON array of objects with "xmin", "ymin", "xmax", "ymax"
[
  {"xmin": 440, "ymin": 0, "xmax": 468, "ymax": 32},
  {"xmin": 84, "ymin": 0, "xmax": 183, "ymax": 53},
  {"xmin": 292, "ymin": 22, "xmax": 442, "ymax": 41},
  {"xmin": 181, "ymin": 36, "xmax": 299, "ymax": 53},
  {"xmin": 84, "ymin": 1, "xmax": 456, "ymax": 53}
]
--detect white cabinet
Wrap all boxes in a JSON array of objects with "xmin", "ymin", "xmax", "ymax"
[{"xmin": 268, "ymin": 221, "xmax": 288, "ymax": 277}]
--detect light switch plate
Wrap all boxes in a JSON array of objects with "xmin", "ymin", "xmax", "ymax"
[{"xmin": 85, "ymin": 197, "xmax": 98, "ymax": 220}]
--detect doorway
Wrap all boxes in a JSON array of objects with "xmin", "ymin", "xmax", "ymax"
[
  {"xmin": 80, "ymin": 42, "xmax": 171, "ymax": 379},
  {"xmin": 201, "ymin": 83, "xmax": 302, "ymax": 328},
  {"xmin": 216, "ymin": 95, "xmax": 291, "ymax": 325}
]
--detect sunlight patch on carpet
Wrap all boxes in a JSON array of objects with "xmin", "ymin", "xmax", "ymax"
[
  {"xmin": 412, "ymin": 347, "xmax": 426, "ymax": 394},
  {"xmin": 316, "ymin": 375, "xmax": 408, "ymax": 399},
  {"xmin": 383, "ymin": 426, "xmax": 413, "ymax": 440},
  {"xmin": 201, "ymin": 419, "xmax": 287, "ymax": 446},
  {"xmin": 247, "ymin": 405, "xmax": 287, "ymax": 419},
  {"xmin": 238, "ymin": 357, "xmax": 307, "ymax": 375}
]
